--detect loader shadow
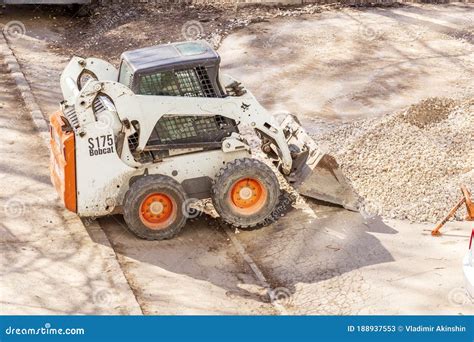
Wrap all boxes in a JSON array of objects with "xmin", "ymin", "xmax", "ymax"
[
  {"xmin": 95, "ymin": 213, "xmax": 272, "ymax": 313},
  {"xmin": 234, "ymin": 200, "xmax": 398, "ymax": 299},
  {"xmin": 92, "ymin": 200, "xmax": 397, "ymax": 313}
]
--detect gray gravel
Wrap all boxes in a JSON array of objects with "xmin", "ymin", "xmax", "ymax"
[{"xmin": 317, "ymin": 97, "xmax": 474, "ymax": 223}]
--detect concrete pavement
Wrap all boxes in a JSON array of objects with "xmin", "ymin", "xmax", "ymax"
[
  {"xmin": 0, "ymin": 53, "xmax": 141, "ymax": 315},
  {"xmin": 1, "ymin": 4, "xmax": 473, "ymax": 315}
]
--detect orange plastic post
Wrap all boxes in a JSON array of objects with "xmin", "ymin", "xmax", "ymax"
[{"xmin": 432, "ymin": 185, "xmax": 473, "ymax": 236}]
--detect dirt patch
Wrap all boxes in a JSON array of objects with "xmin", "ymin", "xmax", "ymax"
[
  {"xmin": 403, "ymin": 97, "xmax": 457, "ymax": 128},
  {"xmin": 47, "ymin": 2, "xmax": 371, "ymax": 64}
]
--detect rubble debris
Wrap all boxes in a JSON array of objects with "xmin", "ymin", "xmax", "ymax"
[{"xmin": 318, "ymin": 97, "xmax": 474, "ymax": 222}]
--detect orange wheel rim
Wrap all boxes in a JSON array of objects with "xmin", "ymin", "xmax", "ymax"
[
  {"xmin": 229, "ymin": 178, "xmax": 268, "ymax": 215},
  {"xmin": 139, "ymin": 193, "xmax": 176, "ymax": 230}
]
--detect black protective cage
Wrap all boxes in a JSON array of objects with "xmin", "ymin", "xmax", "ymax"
[
  {"xmin": 148, "ymin": 115, "xmax": 237, "ymax": 147},
  {"xmin": 120, "ymin": 41, "xmax": 226, "ymax": 97},
  {"xmin": 120, "ymin": 42, "xmax": 240, "ymax": 160}
]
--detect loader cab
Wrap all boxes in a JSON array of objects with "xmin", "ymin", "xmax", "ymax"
[
  {"xmin": 118, "ymin": 41, "xmax": 225, "ymax": 97},
  {"xmin": 117, "ymin": 41, "xmax": 238, "ymax": 163}
]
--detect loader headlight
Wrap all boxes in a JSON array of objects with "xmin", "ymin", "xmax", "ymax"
[{"xmin": 78, "ymin": 70, "xmax": 98, "ymax": 90}]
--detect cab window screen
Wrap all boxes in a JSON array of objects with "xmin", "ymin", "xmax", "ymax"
[{"xmin": 138, "ymin": 68, "xmax": 215, "ymax": 97}]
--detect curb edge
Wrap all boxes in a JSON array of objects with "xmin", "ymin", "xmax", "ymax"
[{"xmin": 0, "ymin": 32, "xmax": 143, "ymax": 315}]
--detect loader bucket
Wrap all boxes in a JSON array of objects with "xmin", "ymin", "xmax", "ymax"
[
  {"xmin": 278, "ymin": 115, "xmax": 360, "ymax": 212},
  {"xmin": 295, "ymin": 154, "xmax": 360, "ymax": 211}
]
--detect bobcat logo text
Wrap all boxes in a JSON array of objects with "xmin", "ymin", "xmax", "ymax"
[{"xmin": 88, "ymin": 134, "xmax": 115, "ymax": 157}]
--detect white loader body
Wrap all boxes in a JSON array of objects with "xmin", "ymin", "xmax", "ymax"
[
  {"xmin": 49, "ymin": 41, "xmax": 358, "ymax": 240},
  {"xmin": 54, "ymin": 53, "xmax": 325, "ymax": 217}
]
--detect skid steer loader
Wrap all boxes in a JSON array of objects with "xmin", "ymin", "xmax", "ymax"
[{"xmin": 49, "ymin": 41, "xmax": 359, "ymax": 240}]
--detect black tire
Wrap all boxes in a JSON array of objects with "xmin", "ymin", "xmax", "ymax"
[
  {"xmin": 212, "ymin": 158, "xmax": 280, "ymax": 228},
  {"xmin": 123, "ymin": 175, "xmax": 187, "ymax": 240}
]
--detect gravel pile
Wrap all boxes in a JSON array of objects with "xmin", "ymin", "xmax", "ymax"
[{"xmin": 318, "ymin": 97, "xmax": 474, "ymax": 222}]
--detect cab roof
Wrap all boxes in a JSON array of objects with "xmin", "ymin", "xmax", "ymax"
[{"xmin": 120, "ymin": 41, "xmax": 220, "ymax": 73}]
